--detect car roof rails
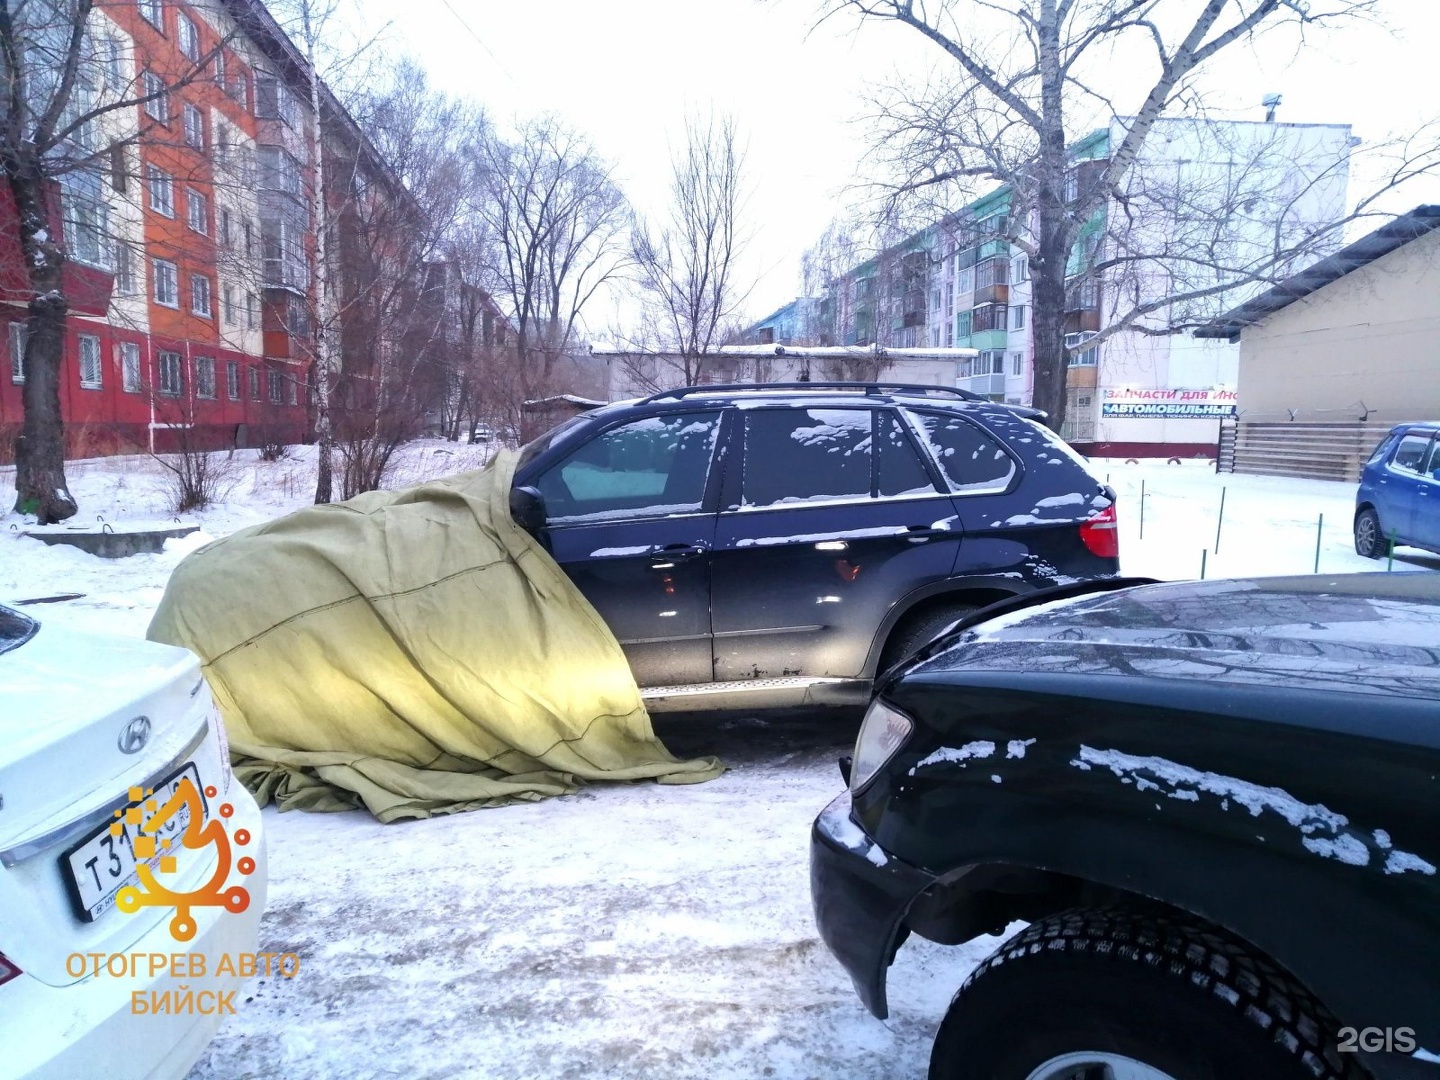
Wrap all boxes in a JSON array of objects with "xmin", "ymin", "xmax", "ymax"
[{"xmin": 636, "ymin": 381, "xmax": 988, "ymax": 406}]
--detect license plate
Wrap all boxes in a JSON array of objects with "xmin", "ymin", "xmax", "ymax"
[{"xmin": 62, "ymin": 764, "xmax": 206, "ymax": 922}]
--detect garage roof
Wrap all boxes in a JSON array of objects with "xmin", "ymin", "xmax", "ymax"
[{"xmin": 1194, "ymin": 205, "xmax": 1440, "ymax": 339}]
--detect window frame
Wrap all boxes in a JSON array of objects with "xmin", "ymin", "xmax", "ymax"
[
  {"xmin": 902, "ymin": 407, "xmax": 1022, "ymax": 498},
  {"xmin": 9, "ymin": 322, "xmax": 27, "ymax": 383},
  {"xmin": 152, "ymin": 258, "xmax": 179, "ymax": 307},
  {"xmin": 182, "ymin": 102, "xmax": 204, "ymax": 148},
  {"xmin": 78, "ymin": 334, "xmax": 103, "ymax": 389},
  {"xmin": 195, "ymin": 355, "xmax": 216, "ymax": 399},
  {"xmin": 186, "ymin": 187, "xmax": 208, "ymax": 234},
  {"xmin": 158, "ymin": 350, "xmax": 183, "ymax": 396},
  {"xmin": 141, "ymin": 72, "xmax": 168, "ymax": 123},
  {"xmin": 138, "ymin": 0, "xmax": 164, "ymax": 31},
  {"xmin": 226, "ymin": 359, "xmax": 240, "ymax": 401},
  {"xmin": 147, "ymin": 165, "xmax": 174, "ymax": 217},
  {"xmin": 120, "ymin": 341, "xmax": 142, "ymax": 393},
  {"xmin": 190, "ymin": 273, "xmax": 212, "ymax": 317},
  {"xmin": 734, "ymin": 405, "xmax": 878, "ymax": 512},
  {"xmin": 537, "ymin": 410, "xmax": 727, "ymax": 524},
  {"xmin": 176, "ymin": 11, "xmax": 199, "ymax": 61}
]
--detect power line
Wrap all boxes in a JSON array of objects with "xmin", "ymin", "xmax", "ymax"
[{"xmin": 435, "ymin": 0, "xmax": 521, "ymax": 90}]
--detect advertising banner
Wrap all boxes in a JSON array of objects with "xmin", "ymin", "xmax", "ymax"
[{"xmin": 1101, "ymin": 386, "xmax": 1237, "ymax": 419}]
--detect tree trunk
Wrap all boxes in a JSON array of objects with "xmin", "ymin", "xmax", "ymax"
[
  {"xmin": 9, "ymin": 167, "xmax": 78, "ymax": 523},
  {"xmin": 1029, "ymin": 0, "xmax": 1070, "ymax": 435}
]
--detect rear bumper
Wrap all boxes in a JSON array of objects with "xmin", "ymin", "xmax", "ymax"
[
  {"xmin": 6, "ymin": 784, "xmax": 267, "ymax": 1080},
  {"xmin": 810, "ymin": 790, "xmax": 935, "ymax": 1019}
]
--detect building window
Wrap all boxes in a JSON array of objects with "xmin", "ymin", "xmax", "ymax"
[
  {"xmin": 101, "ymin": 36, "xmax": 126, "ymax": 94},
  {"xmin": 182, "ymin": 103, "xmax": 204, "ymax": 148},
  {"xmin": 121, "ymin": 342, "xmax": 142, "ymax": 393},
  {"xmin": 226, "ymin": 360, "xmax": 240, "ymax": 400},
  {"xmin": 218, "ymin": 207, "xmax": 232, "ymax": 246},
  {"xmin": 222, "ymin": 284, "xmax": 236, "ymax": 325},
  {"xmin": 9, "ymin": 322, "xmax": 27, "ymax": 383},
  {"xmin": 287, "ymin": 377, "xmax": 298, "ymax": 406},
  {"xmin": 147, "ymin": 165, "xmax": 174, "ymax": 217},
  {"xmin": 78, "ymin": 334, "xmax": 103, "ymax": 389},
  {"xmin": 61, "ymin": 170, "xmax": 111, "ymax": 269},
  {"xmin": 255, "ymin": 75, "xmax": 300, "ymax": 127},
  {"xmin": 158, "ymin": 351, "xmax": 182, "ymax": 396},
  {"xmin": 248, "ymin": 366, "xmax": 260, "ymax": 401},
  {"xmin": 191, "ymin": 274, "xmax": 212, "ymax": 317},
  {"xmin": 176, "ymin": 12, "xmax": 199, "ymax": 61},
  {"xmin": 955, "ymin": 310, "xmax": 972, "ymax": 339},
  {"xmin": 138, "ymin": 0, "xmax": 163, "ymax": 30},
  {"xmin": 1012, "ymin": 255, "xmax": 1028, "ymax": 283},
  {"xmin": 214, "ymin": 49, "xmax": 226, "ymax": 85},
  {"xmin": 267, "ymin": 368, "xmax": 282, "ymax": 404},
  {"xmin": 1011, "ymin": 351, "xmax": 1024, "ymax": 376},
  {"xmin": 114, "ymin": 243, "xmax": 137, "ymax": 294},
  {"xmin": 245, "ymin": 292, "xmax": 258, "ymax": 329},
  {"xmin": 186, "ymin": 188, "xmax": 208, "ymax": 233},
  {"xmin": 195, "ymin": 355, "xmax": 215, "ymax": 398},
  {"xmin": 142, "ymin": 72, "xmax": 168, "ymax": 122},
  {"xmin": 230, "ymin": 71, "xmax": 250, "ymax": 111},
  {"xmin": 1011, "ymin": 305, "xmax": 1026, "ymax": 330},
  {"xmin": 153, "ymin": 258, "xmax": 178, "ymax": 307},
  {"xmin": 242, "ymin": 221, "xmax": 253, "ymax": 257}
]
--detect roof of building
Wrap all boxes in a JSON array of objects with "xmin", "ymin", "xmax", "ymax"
[
  {"xmin": 522, "ymin": 395, "xmax": 608, "ymax": 409},
  {"xmin": 1194, "ymin": 205, "xmax": 1440, "ymax": 339}
]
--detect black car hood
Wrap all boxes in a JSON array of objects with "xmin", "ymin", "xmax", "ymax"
[{"xmin": 909, "ymin": 574, "xmax": 1440, "ymax": 703}]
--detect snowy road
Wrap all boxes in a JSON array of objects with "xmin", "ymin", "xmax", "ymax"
[{"xmin": 186, "ymin": 711, "xmax": 1006, "ymax": 1080}]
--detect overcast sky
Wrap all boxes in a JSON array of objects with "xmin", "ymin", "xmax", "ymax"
[{"xmin": 340, "ymin": 0, "xmax": 1440, "ymax": 331}]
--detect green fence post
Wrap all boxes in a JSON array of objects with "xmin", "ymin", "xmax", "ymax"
[
  {"xmin": 1215, "ymin": 486, "xmax": 1226, "ymax": 555},
  {"xmin": 1314, "ymin": 513, "xmax": 1323, "ymax": 574}
]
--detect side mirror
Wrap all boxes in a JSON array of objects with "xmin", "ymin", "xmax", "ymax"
[{"xmin": 509, "ymin": 485, "xmax": 547, "ymax": 535}]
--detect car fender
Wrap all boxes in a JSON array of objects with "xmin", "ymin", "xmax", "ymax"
[{"xmin": 862, "ymin": 578, "xmax": 1030, "ymax": 678}]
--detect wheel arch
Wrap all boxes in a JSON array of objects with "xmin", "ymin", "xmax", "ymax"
[{"xmin": 863, "ymin": 580, "xmax": 1027, "ymax": 679}]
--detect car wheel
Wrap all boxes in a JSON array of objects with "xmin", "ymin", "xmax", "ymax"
[
  {"xmin": 1353, "ymin": 508, "xmax": 1385, "ymax": 559},
  {"xmin": 929, "ymin": 909, "xmax": 1366, "ymax": 1080},
  {"xmin": 879, "ymin": 603, "xmax": 976, "ymax": 674}
]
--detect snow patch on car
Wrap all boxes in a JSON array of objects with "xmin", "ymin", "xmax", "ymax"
[
  {"xmin": 735, "ymin": 526, "xmax": 911, "ymax": 548},
  {"xmin": 1073, "ymin": 746, "xmax": 1435, "ymax": 874},
  {"xmin": 1006, "ymin": 738, "xmax": 1036, "ymax": 759},
  {"xmin": 912, "ymin": 741, "xmax": 996, "ymax": 772},
  {"xmin": 589, "ymin": 545, "xmax": 653, "ymax": 557}
]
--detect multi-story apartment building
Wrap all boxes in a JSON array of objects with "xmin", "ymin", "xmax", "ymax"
[
  {"xmin": 0, "ymin": 0, "xmax": 407, "ymax": 458},
  {"xmin": 788, "ymin": 117, "xmax": 1353, "ymax": 456}
]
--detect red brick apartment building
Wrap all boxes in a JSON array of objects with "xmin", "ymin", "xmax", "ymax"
[{"xmin": 1, "ymin": 0, "xmax": 392, "ymax": 458}]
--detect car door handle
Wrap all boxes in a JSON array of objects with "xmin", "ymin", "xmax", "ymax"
[
  {"xmin": 904, "ymin": 525, "xmax": 948, "ymax": 540},
  {"xmin": 651, "ymin": 543, "xmax": 708, "ymax": 566}
]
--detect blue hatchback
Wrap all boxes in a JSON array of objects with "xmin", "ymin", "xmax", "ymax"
[{"xmin": 1354, "ymin": 422, "xmax": 1440, "ymax": 558}]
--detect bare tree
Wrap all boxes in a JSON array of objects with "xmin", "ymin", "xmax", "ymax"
[
  {"xmin": 827, "ymin": 0, "xmax": 1439, "ymax": 433},
  {"xmin": 2, "ymin": 0, "xmax": 232, "ymax": 521},
  {"xmin": 470, "ymin": 116, "xmax": 629, "ymax": 420},
  {"xmin": 629, "ymin": 111, "xmax": 752, "ymax": 389}
]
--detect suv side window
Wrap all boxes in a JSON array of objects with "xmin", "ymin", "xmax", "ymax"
[
  {"xmin": 1391, "ymin": 434, "xmax": 1434, "ymax": 476},
  {"xmin": 535, "ymin": 411, "xmax": 722, "ymax": 522},
  {"xmin": 878, "ymin": 411, "xmax": 940, "ymax": 497},
  {"xmin": 906, "ymin": 410, "xmax": 1017, "ymax": 493},
  {"xmin": 1421, "ymin": 438, "xmax": 1440, "ymax": 481},
  {"xmin": 742, "ymin": 408, "xmax": 872, "ymax": 507}
]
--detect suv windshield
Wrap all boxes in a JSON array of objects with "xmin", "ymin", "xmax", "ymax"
[{"xmin": 0, "ymin": 605, "xmax": 37, "ymax": 656}]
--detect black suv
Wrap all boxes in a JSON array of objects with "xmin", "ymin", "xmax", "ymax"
[
  {"xmin": 812, "ymin": 573, "xmax": 1440, "ymax": 1080},
  {"xmin": 509, "ymin": 382, "xmax": 1119, "ymax": 711}
]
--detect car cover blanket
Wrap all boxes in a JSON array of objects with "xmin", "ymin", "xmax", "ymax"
[{"xmin": 147, "ymin": 451, "xmax": 724, "ymax": 822}]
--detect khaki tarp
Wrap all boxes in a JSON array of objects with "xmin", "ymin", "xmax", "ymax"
[{"xmin": 147, "ymin": 451, "xmax": 723, "ymax": 822}]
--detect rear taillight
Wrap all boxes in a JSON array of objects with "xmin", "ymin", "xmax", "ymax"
[
  {"xmin": 1080, "ymin": 504, "xmax": 1120, "ymax": 559},
  {"xmin": 0, "ymin": 953, "xmax": 22, "ymax": 987}
]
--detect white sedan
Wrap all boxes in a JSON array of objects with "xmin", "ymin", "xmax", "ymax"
[{"xmin": 0, "ymin": 603, "xmax": 267, "ymax": 1080}]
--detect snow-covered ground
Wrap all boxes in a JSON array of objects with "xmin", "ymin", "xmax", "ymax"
[{"xmin": 1, "ymin": 448, "xmax": 1434, "ymax": 1079}]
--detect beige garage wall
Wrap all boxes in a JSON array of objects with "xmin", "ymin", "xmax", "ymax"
[{"xmin": 1238, "ymin": 227, "xmax": 1440, "ymax": 424}]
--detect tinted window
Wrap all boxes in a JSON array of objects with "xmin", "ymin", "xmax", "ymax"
[
  {"xmin": 0, "ymin": 605, "xmax": 37, "ymax": 656},
  {"xmin": 536, "ymin": 412, "xmax": 721, "ymax": 522},
  {"xmin": 743, "ymin": 408, "xmax": 872, "ymax": 507},
  {"xmin": 1392, "ymin": 435, "xmax": 1433, "ymax": 475},
  {"xmin": 878, "ymin": 412, "xmax": 939, "ymax": 497},
  {"xmin": 1365, "ymin": 433, "xmax": 1399, "ymax": 466},
  {"xmin": 908, "ymin": 411, "xmax": 1016, "ymax": 493},
  {"xmin": 1421, "ymin": 438, "xmax": 1440, "ymax": 480}
]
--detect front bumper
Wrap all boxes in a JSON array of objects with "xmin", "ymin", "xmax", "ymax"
[
  {"xmin": 6, "ymin": 783, "xmax": 268, "ymax": 1080},
  {"xmin": 810, "ymin": 790, "xmax": 936, "ymax": 1019}
]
